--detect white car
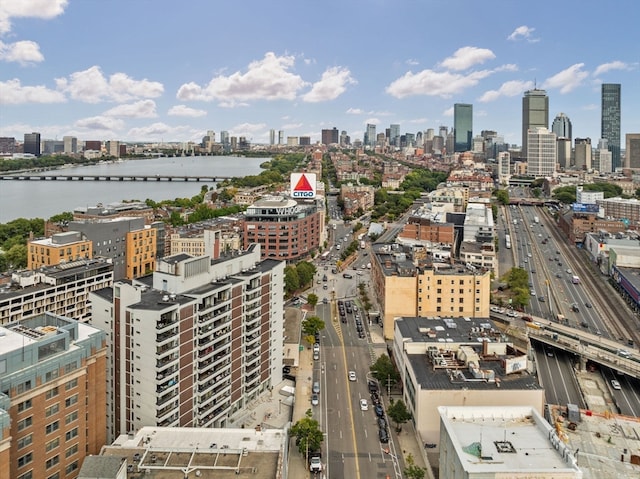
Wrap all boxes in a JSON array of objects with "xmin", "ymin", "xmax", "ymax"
[
  {"xmin": 360, "ymin": 399, "xmax": 368, "ymax": 411},
  {"xmin": 611, "ymin": 379, "xmax": 621, "ymax": 390},
  {"xmin": 348, "ymin": 371, "xmax": 356, "ymax": 381},
  {"xmin": 530, "ymin": 289, "xmax": 536, "ymax": 296}
]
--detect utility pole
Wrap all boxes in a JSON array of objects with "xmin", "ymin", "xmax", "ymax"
[{"xmin": 387, "ymin": 374, "xmax": 391, "ymax": 397}]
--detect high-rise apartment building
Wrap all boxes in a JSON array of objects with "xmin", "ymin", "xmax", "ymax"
[
  {"xmin": 526, "ymin": 127, "xmax": 556, "ymax": 177},
  {"xmin": 278, "ymin": 130, "xmax": 284, "ymax": 145},
  {"xmin": 321, "ymin": 127, "xmax": 339, "ymax": 145},
  {"xmin": 574, "ymin": 137, "xmax": 592, "ymax": 170},
  {"xmin": 389, "ymin": 124, "xmax": 400, "ymax": 147},
  {"xmin": 551, "ymin": 112, "xmax": 572, "ymax": 140},
  {"xmin": 63, "ymin": 136, "xmax": 78, "ymax": 154},
  {"xmin": 601, "ymin": 83, "xmax": 621, "ymax": 170},
  {"xmin": 625, "ymin": 133, "xmax": 640, "ymax": 169},
  {"xmin": 595, "ymin": 139, "xmax": 612, "ymax": 173},
  {"xmin": 557, "ymin": 138, "xmax": 572, "ymax": 170},
  {"xmin": 0, "ymin": 313, "xmax": 107, "ymax": 479},
  {"xmin": 0, "ymin": 137, "xmax": 16, "ymax": 154},
  {"xmin": 365, "ymin": 124, "xmax": 377, "ymax": 147},
  {"xmin": 23, "ymin": 132, "xmax": 41, "ymax": 157},
  {"xmin": 269, "ymin": 129, "xmax": 275, "ymax": 145},
  {"xmin": 453, "ymin": 103, "xmax": 473, "ymax": 152},
  {"xmin": 522, "ymin": 89, "xmax": 549, "ymax": 159},
  {"xmin": 89, "ymin": 246, "xmax": 284, "ymax": 441}
]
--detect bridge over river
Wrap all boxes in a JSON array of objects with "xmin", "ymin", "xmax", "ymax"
[{"xmin": 0, "ymin": 174, "xmax": 233, "ymax": 182}]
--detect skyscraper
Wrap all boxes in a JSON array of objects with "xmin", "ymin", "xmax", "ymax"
[
  {"xmin": 63, "ymin": 135, "xmax": 78, "ymax": 154},
  {"xmin": 389, "ymin": 124, "xmax": 400, "ymax": 147},
  {"xmin": 522, "ymin": 89, "xmax": 549, "ymax": 159},
  {"xmin": 626, "ymin": 133, "xmax": 640, "ymax": 169},
  {"xmin": 321, "ymin": 127, "xmax": 339, "ymax": 145},
  {"xmin": 453, "ymin": 103, "xmax": 473, "ymax": 152},
  {"xmin": 269, "ymin": 129, "xmax": 276, "ymax": 145},
  {"xmin": 574, "ymin": 138, "xmax": 592, "ymax": 171},
  {"xmin": 551, "ymin": 113, "xmax": 572, "ymax": 140},
  {"xmin": 23, "ymin": 131, "xmax": 41, "ymax": 156},
  {"xmin": 365, "ymin": 124, "xmax": 376, "ymax": 147},
  {"xmin": 526, "ymin": 127, "xmax": 556, "ymax": 177},
  {"xmin": 601, "ymin": 83, "xmax": 621, "ymax": 170}
]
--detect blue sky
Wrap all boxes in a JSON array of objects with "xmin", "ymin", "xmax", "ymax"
[{"xmin": 1, "ymin": 0, "xmax": 639, "ymax": 147}]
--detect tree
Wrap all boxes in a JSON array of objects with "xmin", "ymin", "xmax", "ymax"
[
  {"xmin": 306, "ymin": 293, "xmax": 318, "ymax": 308},
  {"xmin": 289, "ymin": 410, "xmax": 324, "ymax": 460},
  {"xmin": 387, "ymin": 398, "xmax": 411, "ymax": 432},
  {"xmin": 295, "ymin": 261, "xmax": 316, "ymax": 287},
  {"xmin": 404, "ymin": 453, "xmax": 426, "ymax": 479},
  {"xmin": 494, "ymin": 189, "xmax": 509, "ymax": 205},
  {"xmin": 302, "ymin": 316, "xmax": 325, "ymax": 339},
  {"xmin": 370, "ymin": 355, "xmax": 400, "ymax": 388},
  {"xmin": 5, "ymin": 244, "xmax": 27, "ymax": 270},
  {"xmin": 284, "ymin": 266, "xmax": 300, "ymax": 295}
]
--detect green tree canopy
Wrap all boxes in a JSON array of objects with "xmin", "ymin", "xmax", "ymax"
[
  {"xmin": 370, "ymin": 355, "xmax": 400, "ymax": 388},
  {"xmin": 288, "ymin": 410, "xmax": 324, "ymax": 459},
  {"xmin": 404, "ymin": 453, "xmax": 426, "ymax": 479},
  {"xmin": 494, "ymin": 189, "xmax": 509, "ymax": 205},
  {"xmin": 295, "ymin": 261, "xmax": 317, "ymax": 287},
  {"xmin": 306, "ymin": 293, "xmax": 318, "ymax": 308},
  {"xmin": 284, "ymin": 266, "xmax": 300, "ymax": 295},
  {"xmin": 302, "ymin": 316, "xmax": 325, "ymax": 337},
  {"xmin": 387, "ymin": 398, "xmax": 412, "ymax": 431}
]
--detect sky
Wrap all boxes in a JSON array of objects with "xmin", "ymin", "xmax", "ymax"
[{"xmin": 1, "ymin": 0, "xmax": 639, "ymax": 147}]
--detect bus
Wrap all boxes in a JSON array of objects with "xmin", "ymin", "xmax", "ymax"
[
  {"xmin": 320, "ymin": 251, "xmax": 330, "ymax": 261},
  {"xmin": 505, "ymin": 234, "xmax": 511, "ymax": 249},
  {"xmin": 571, "ymin": 276, "xmax": 580, "ymax": 284}
]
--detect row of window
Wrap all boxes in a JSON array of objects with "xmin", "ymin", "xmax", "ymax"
[{"xmin": 16, "ymin": 459, "xmax": 78, "ymax": 478}]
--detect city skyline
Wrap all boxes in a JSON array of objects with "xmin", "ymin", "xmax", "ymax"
[{"xmin": 1, "ymin": 0, "xmax": 639, "ymax": 146}]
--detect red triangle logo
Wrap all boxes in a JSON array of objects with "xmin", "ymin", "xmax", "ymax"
[{"xmin": 294, "ymin": 174, "xmax": 313, "ymax": 191}]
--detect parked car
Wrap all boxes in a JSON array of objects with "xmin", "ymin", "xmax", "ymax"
[
  {"xmin": 311, "ymin": 394, "xmax": 319, "ymax": 406},
  {"xmin": 374, "ymin": 404, "xmax": 384, "ymax": 417},
  {"xmin": 312, "ymin": 382, "xmax": 320, "ymax": 394},
  {"xmin": 378, "ymin": 428, "xmax": 389, "ymax": 443}
]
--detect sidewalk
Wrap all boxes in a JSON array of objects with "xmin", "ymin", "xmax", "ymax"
[{"xmin": 288, "ymin": 344, "xmax": 315, "ymax": 477}]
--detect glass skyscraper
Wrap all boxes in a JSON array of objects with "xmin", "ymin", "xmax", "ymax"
[
  {"xmin": 601, "ymin": 83, "xmax": 621, "ymax": 171},
  {"xmin": 521, "ymin": 89, "xmax": 549, "ymax": 159},
  {"xmin": 453, "ymin": 103, "xmax": 473, "ymax": 152},
  {"xmin": 551, "ymin": 112, "xmax": 572, "ymax": 139}
]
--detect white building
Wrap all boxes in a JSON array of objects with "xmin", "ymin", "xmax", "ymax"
[
  {"xmin": 89, "ymin": 245, "xmax": 285, "ymax": 441},
  {"xmin": 576, "ymin": 186, "xmax": 604, "ymax": 205},
  {"xmin": 497, "ymin": 151, "xmax": 511, "ymax": 185},
  {"xmin": 463, "ymin": 203, "xmax": 494, "ymax": 243},
  {"xmin": 438, "ymin": 406, "xmax": 582, "ymax": 479},
  {"xmin": 526, "ymin": 127, "xmax": 557, "ymax": 177}
]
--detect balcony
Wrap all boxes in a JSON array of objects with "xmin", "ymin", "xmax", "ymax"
[
  {"xmin": 157, "ymin": 389, "xmax": 178, "ymax": 407},
  {"xmin": 158, "ymin": 413, "xmax": 179, "ymax": 427},
  {"xmin": 157, "ymin": 327, "xmax": 178, "ymax": 344},
  {"xmin": 157, "ymin": 314, "xmax": 178, "ymax": 330},
  {"xmin": 157, "ymin": 341, "xmax": 178, "ymax": 356},
  {"xmin": 157, "ymin": 353, "xmax": 179, "ymax": 369},
  {"xmin": 157, "ymin": 401, "xmax": 178, "ymax": 419},
  {"xmin": 157, "ymin": 376, "xmax": 178, "ymax": 394},
  {"xmin": 156, "ymin": 365, "xmax": 178, "ymax": 381}
]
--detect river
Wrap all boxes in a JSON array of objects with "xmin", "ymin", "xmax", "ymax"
[{"xmin": 0, "ymin": 156, "xmax": 267, "ymax": 223}]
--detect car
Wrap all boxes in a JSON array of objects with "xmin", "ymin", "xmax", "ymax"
[
  {"xmin": 312, "ymin": 382, "xmax": 320, "ymax": 394},
  {"xmin": 531, "ymin": 269, "xmax": 536, "ymax": 274},
  {"xmin": 313, "ymin": 350, "xmax": 319, "ymax": 361},
  {"xmin": 585, "ymin": 302, "xmax": 592, "ymax": 308},
  {"xmin": 358, "ymin": 330, "xmax": 366, "ymax": 339},
  {"xmin": 311, "ymin": 394, "xmax": 319, "ymax": 406},
  {"xmin": 558, "ymin": 263, "xmax": 562, "ymax": 266},
  {"xmin": 556, "ymin": 273, "xmax": 562, "ymax": 278},
  {"xmin": 538, "ymin": 296, "xmax": 545, "ymax": 302},
  {"xmin": 378, "ymin": 417, "xmax": 387, "ymax": 430},
  {"xmin": 522, "ymin": 316, "xmax": 533, "ymax": 322},
  {"xmin": 524, "ymin": 259, "xmax": 528, "ymax": 263},
  {"xmin": 343, "ymin": 273, "xmax": 353, "ymax": 279},
  {"xmin": 547, "ymin": 350, "xmax": 554, "ymax": 357},
  {"xmin": 571, "ymin": 304, "xmax": 579, "ymax": 312},
  {"xmin": 368, "ymin": 380, "xmax": 379, "ymax": 394},
  {"xmin": 314, "ymin": 331, "xmax": 320, "ymax": 342},
  {"xmin": 527, "ymin": 253, "xmax": 532, "ymax": 258},
  {"xmin": 348, "ymin": 371, "xmax": 357, "ymax": 381},
  {"xmin": 374, "ymin": 404, "xmax": 384, "ymax": 417},
  {"xmin": 313, "ymin": 343, "xmax": 320, "ymax": 352},
  {"xmin": 617, "ymin": 349, "xmax": 631, "ymax": 358},
  {"xmin": 309, "ymin": 454, "xmax": 322, "ymax": 473},
  {"xmin": 581, "ymin": 321, "xmax": 589, "ymax": 328},
  {"xmin": 323, "ymin": 265, "xmax": 328, "ymax": 271},
  {"xmin": 530, "ymin": 289, "xmax": 536, "ymax": 296},
  {"xmin": 360, "ymin": 399, "xmax": 369, "ymax": 411},
  {"xmin": 371, "ymin": 392, "xmax": 380, "ymax": 404},
  {"xmin": 322, "ymin": 297, "xmax": 328, "ymax": 304},
  {"xmin": 611, "ymin": 379, "xmax": 621, "ymax": 390},
  {"xmin": 378, "ymin": 428, "xmax": 389, "ymax": 443}
]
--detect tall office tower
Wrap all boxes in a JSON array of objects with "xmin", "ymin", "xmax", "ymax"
[
  {"xmin": 1, "ymin": 314, "xmax": 107, "ymax": 479},
  {"xmin": 601, "ymin": 83, "xmax": 621, "ymax": 170},
  {"xmin": 365, "ymin": 124, "xmax": 376, "ymax": 147},
  {"xmin": 206, "ymin": 130, "xmax": 216, "ymax": 143},
  {"xmin": 389, "ymin": 124, "xmax": 400, "ymax": 147},
  {"xmin": 415, "ymin": 131, "xmax": 423, "ymax": 148},
  {"xmin": 445, "ymin": 132, "xmax": 455, "ymax": 155},
  {"xmin": 299, "ymin": 136, "xmax": 310, "ymax": 146},
  {"xmin": 453, "ymin": 103, "xmax": 473, "ymax": 152},
  {"xmin": 596, "ymin": 139, "xmax": 612, "ymax": 173},
  {"xmin": 321, "ymin": 127, "xmax": 339, "ymax": 145},
  {"xmin": 574, "ymin": 138, "xmax": 592, "ymax": 170},
  {"xmin": 23, "ymin": 131, "xmax": 41, "ymax": 156},
  {"xmin": 89, "ymin": 247, "xmax": 285, "ymax": 441},
  {"xmin": 340, "ymin": 130, "xmax": 349, "ymax": 146},
  {"xmin": 522, "ymin": 89, "xmax": 549, "ymax": 159},
  {"xmin": 556, "ymin": 138, "xmax": 572, "ymax": 170},
  {"xmin": 0, "ymin": 136, "xmax": 16, "ymax": 153},
  {"xmin": 526, "ymin": 127, "xmax": 556, "ymax": 177},
  {"xmin": 626, "ymin": 133, "xmax": 640, "ymax": 169},
  {"xmin": 278, "ymin": 130, "xmax": 284, "ymax": 145},
  {"xmin": 269, "ymin": 129, "xmax": 276, "ymax": 145},
  {"xmin": 404, "ymin": 132, "xmax": 415, "ymax": 147},
  {"xmin": 63, "ymin": 136, "xmax": 78, "ymax": 154},
  {"xmin": 551, "ymin": 112, "xmax": 572, "ymax": 140},
  {"xmin": 426, "ymin": 128, "xmax": 435, "ymax": 140},
  {"xmin": 439, "ymin": 126, "xmax": 448, "ymax": 138},
  {"xmin": 432, "ymin": 135, "xmax": 444, "ymax": 153}
]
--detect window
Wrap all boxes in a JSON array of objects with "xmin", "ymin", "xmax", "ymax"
[
  {"xmin": 47, "ymin": 473, "xmax": 60, "ymax": 479},
  {"xmin": 46, "ymin": 438, "xmax": 59, "ymax": 452},
  {"xmin": 65, "ymin": 411, "xmax": 78, "ymax": 424},
  {"xmin": 17, "ymin": 380, "xmax": 32, "ymax": 394},
  {"xmin": 17, "ymin": 472, "xmax": 33, "ymax": 479},
  {"xmin": 65, "ymin": 378, "xmax": 78, "ymax": 391},
  {"xmin": 45, "ymin": 421, "xmax": 59, "ymax": 434},
  {"xmin": 65, "ymin": 443, "xmax": 78, "ymax": 458},
  {"xmin": 46, "ymin": 404, "xmax": 59, "ymax": 417},
  {"xmin": 45, "ymin": 387, "xmax": 59, "ymax": 399},
  {"xmin": 65, "ymin": 462, "xmax": 78, "ymax": 475},
  {"xmin": 18, "ymin": 399, "xmax": 32, "ymax": 412},
  {"xmin": 436, "ymin": 288, "xmax": 442, "ymax": 294},
  {"xmin": 17, "ymin": 452, "xmax": 33, "ymax": 467},
  {"xmin": 45, "ymin": 455, "xmax": 59, "ymax": 469},
  {"xmin": 17, "ymin": 416, "xmax": 32, "ymax": 431},
  {"xmin": 65, "ymin": 394, "xmax": 78, "ymax": 407},
  {"xmin": 45, "ymin": 370, "xmax": 59, "ymax": 382},
  {"xmin": 65, "ymin": 427, "xmax": 78, "ymax": 441},
  {"xmin": 17, "ymin": 434, "xmax": 33, "ymax": 449}
]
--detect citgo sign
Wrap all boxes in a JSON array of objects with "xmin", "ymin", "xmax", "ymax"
[{"xmin": 290, "ymin": 173, "xmax": 316, "ymax": 198}]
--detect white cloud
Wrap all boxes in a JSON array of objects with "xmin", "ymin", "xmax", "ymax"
[
  {"xmin": 55, "ymin": 66, "xmax": 164, "ymax": 103},
  {"xmin": 542, "ymin": 63, "xmax": 588, "ymax": 93},
  {"xmin": 507, "ymin": 25, "xmax": 539, "ymax": 42},
  {"xmin": 346, "ymin": 108, "xmax": 365, "ymax": 114},
  {"xmin": 478, "ymin": 80, "xmax": 534, "ymax": 102},
  {"xmin": 0, "ymin": 0, "xmax": 68, "ymax": 35},
  {"xmin": 406, "ymin": 59, "xmax": 419, "ymax": 66},
  {"xmin": 582, "ymin": 104, "xmax": 598, "ymax": 111},
  {"xmin": 282, "ymin": 122, "xmax": 304, "ymax": 130},
  {"xmin": 302, "ymin": 66, "xmax": 356, "ymax": 103},
  {"xmin": 176, "ymin": 52, "xmax": 308, "ymax": 105},
  {"xmin": 495, "ymin": 64, "xmax": 518, "ymax": 72},
  {"xmin": 0, "ymin": 78, "xmax": 65, "ymax": 104},
  {"xmin": 386, "ymin": 69, "xmax": 492, "ymax": 99},
  {"xmin": 230, "ymin": 122, "xmax": 267, "ymax": 137},
  {"xmin": 127, "ymin": 122, "xmax": 176, "ymax": 140},
  {"xmin": 168, "ymin": 105, "xmax": 207, "ymax": 117},
  {"xmin": 364, "ymin": 118, "xmax": 380, "ymax": 125},
  {"xmin": 0, "ymin": 40, "xmax": 44, "ymax": 64},
  {"xmin": 75, "ymin": 115, "xmax": 124, "ymax": 131},
  {"xmin": 593, "ymin": 61, "xmax": 633, "ymax": 77},
  {"xmin": 439, "ymin": 46, "xmax": 495, "ymax": 71},
  {"xmin": 103, "ymin": 100, "xmax": 157, "ymax": 118},
  {"xmin": 443, "ymin": 107, "xmax": 454, "ymax": 117}
]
